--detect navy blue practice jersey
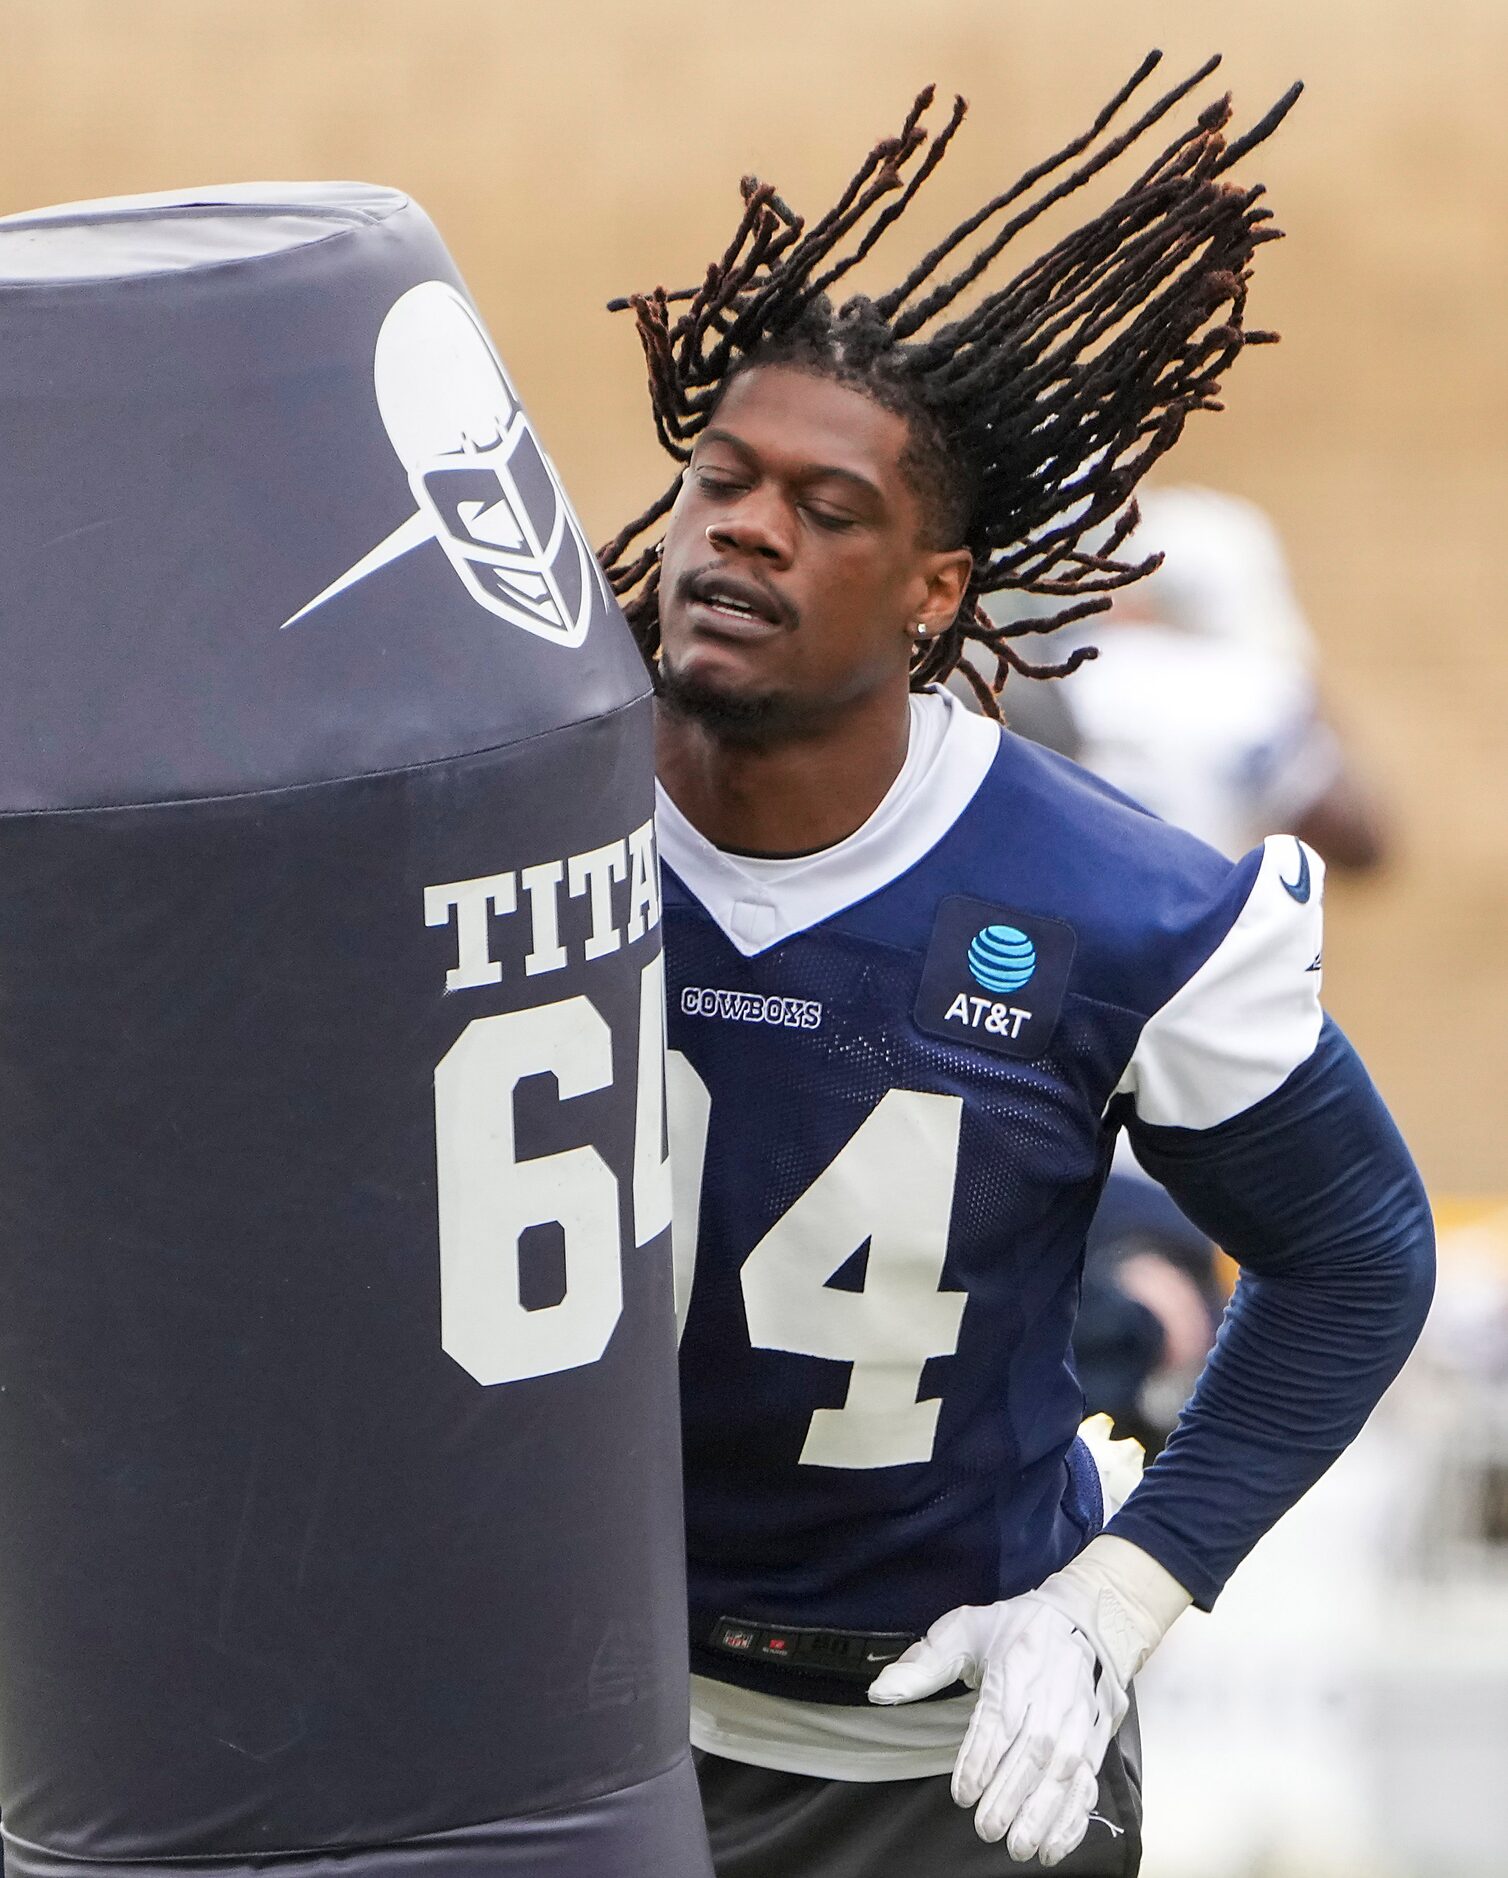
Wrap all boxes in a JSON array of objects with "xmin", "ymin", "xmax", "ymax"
[{"xmin": 659, "ymin": 691, "xmax": 1326, "ymax": 1702}]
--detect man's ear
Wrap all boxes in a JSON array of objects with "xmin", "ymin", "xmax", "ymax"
[{"xmin": 916, "ymin": 547, "xmax": 975, "ymax": 635}]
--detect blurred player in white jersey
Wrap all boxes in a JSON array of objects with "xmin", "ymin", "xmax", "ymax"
[{"xmin": 1001, "ymin": 485, "xmax": 1390, "ymax": 868}]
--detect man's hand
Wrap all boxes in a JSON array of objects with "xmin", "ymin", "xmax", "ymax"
[
  {"xmin": 868, "ymin": 1536, "xmax": 1190, "ymax": 1866},
  {"xmin": 870, "ymin": 1593, "xmax": 1116, "ymax": 1864}
]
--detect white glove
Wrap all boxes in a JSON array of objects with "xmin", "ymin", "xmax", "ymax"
[{"xmin": 868, "ymin": 1536, "xmax": 1190, "ymax": 1866}]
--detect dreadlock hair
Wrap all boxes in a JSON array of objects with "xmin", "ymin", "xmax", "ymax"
[{"xmin": 598, "ymin": 52, "xmax": 1301, "ymax": 717}]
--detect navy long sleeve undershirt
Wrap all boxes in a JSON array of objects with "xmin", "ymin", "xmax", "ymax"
[{"xmin": 1104, "ymin": 1016, "xmax": 1435, "ymax": 1609}]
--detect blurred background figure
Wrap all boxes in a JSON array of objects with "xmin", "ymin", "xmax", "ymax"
[
  {"xmin": 1000, "ymin": 485, "xmax": 1391, "ymax": 867},
  {"xmin": 1071, "ymin": 1161, "xmax": 1225, "ymax": 1456},
  {"xmin": 980, "ymin": 486, "xmax": 1397, "ymax": 1450}
]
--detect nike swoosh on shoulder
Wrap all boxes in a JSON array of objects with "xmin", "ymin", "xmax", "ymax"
[{"xmin": 1279, "ymin": 840, "xmax": 1311, "ymax": 904}]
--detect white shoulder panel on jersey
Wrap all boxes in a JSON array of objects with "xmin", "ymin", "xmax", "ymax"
[
  {"xmin": 1113, "ymin": 835, "xmax": 1326, "ymax": 1130},
  {"xmin": 655, "ymin": 689, "xmax": 999, "ymax": 957}
]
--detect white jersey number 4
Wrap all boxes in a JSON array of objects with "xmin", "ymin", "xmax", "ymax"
[{"xmin": 672, "ymin": 1062, "xmax": 968, "ymax": 1469}]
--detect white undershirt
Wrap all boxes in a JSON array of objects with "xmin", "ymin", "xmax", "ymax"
[{"xmin": 690, "ymin": 1672, "xmax": 978, "ymax": 1781}]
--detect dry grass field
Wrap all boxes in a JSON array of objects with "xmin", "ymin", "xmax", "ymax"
[{"xmin": 5, "ymin": 0, "xmax": 1505, "ymax": 1191}]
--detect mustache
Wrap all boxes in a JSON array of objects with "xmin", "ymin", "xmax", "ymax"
[{"xmin": 673, "ymin": 563, "xmax": 798, "ymax": 631}]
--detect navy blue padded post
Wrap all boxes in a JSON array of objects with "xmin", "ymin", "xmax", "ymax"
[{"xmin": 0, "ymin": 185, "xmax": 709, "ymax": 1878}]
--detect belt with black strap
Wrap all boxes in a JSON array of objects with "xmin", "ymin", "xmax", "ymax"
[{"xmin": 702, "ymin": 1614, "xmax": 917, "ymax": 1683}]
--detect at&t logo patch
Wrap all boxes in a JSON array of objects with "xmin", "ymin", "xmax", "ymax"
[{"xmin": 913, "ymin": 897, "xmax": 1075, "ymax": 1061}]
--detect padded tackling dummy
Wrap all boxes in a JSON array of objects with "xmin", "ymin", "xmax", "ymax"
[{"xmin": 0, "ymin": 186, "xmax": 709, "ymax": 1878}]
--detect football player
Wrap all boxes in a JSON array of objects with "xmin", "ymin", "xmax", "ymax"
[
  {"xmin": 997, "ymin": 485, "xmax": 1392, "ymax": 868},
  {"xmin": 601, "ymin": 57, "xmax": 1433, "ymax": 1876}
]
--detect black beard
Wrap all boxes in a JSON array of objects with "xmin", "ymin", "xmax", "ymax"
[{"xmin": 656, "ymin": 658, "xmax": 833, "ymax": 750}]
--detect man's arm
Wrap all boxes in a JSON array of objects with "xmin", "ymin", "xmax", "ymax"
[{"xmin": 1107, "ymin": 1015, "xmax": 1434, "ymax": 1599}]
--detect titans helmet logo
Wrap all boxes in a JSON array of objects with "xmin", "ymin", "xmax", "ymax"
[{"xmin": 282, "ymin": 280, "xmax": 600, "ymax": 646}]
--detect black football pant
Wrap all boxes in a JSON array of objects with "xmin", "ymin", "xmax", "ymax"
[{"xmin": 694, "ymin": 1701, "xmax": 1142, "ymax": 1877}]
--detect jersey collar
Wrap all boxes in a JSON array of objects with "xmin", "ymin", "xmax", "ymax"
[{"xmin": 655, "ymin": 690, "xmax": 1000, "ymax": 956}]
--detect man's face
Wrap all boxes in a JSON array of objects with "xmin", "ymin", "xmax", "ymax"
[{"xmin": 656, "ymin": 365, "xmax": 968, "ymax": 740}]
